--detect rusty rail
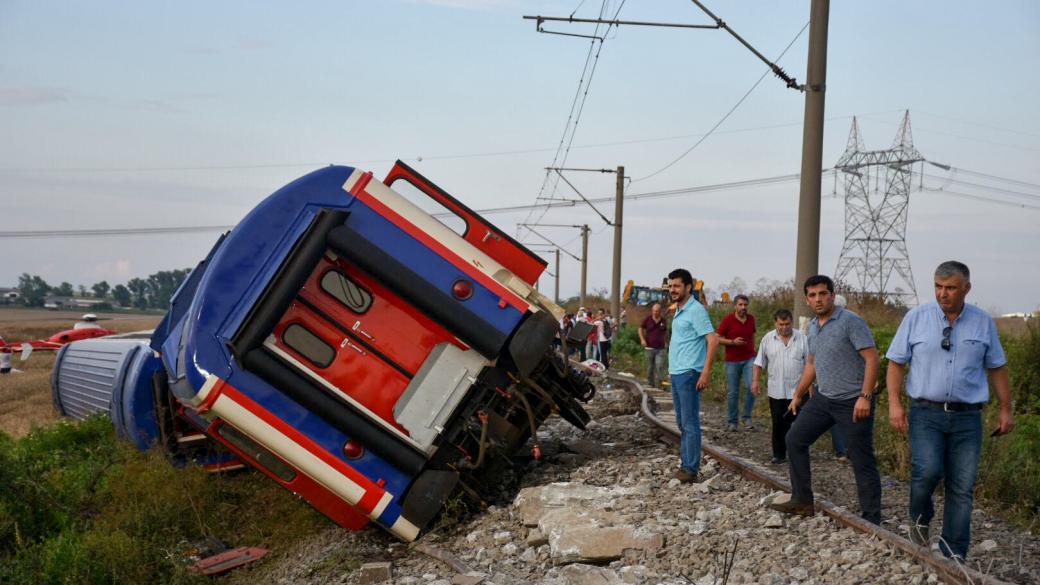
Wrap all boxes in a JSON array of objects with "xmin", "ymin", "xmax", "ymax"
[{"xmin": 599, "ymin": 370, "xmax": 1012, "ymax": 585}]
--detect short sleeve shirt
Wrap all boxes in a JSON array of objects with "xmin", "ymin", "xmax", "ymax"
[
  {"xmin": 717, "ymin": 313, "xmax": 757, "ymax": 362},
  {"xmin": 641, "ymin": 315, "xmax": 668, "ymax": 349},
  {"xmin": 885, "ymin": 302, "xmax": 1006, "ymax": 403},
  {"xmin": 669, "ymin": 299, "xmax": 715, "ymax": 375},
  {"xmin": 753, "ymin": 329, "xmax": 808, "ymax": 399},
  {"xmin": 807, "ymin": 307, "xmax": 876, "ymax": 400}
]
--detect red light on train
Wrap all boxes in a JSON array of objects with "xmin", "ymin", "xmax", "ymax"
[
  {"xmin": 451, "ymin": 279, "xmax": 473, "ymax": 300},
  {"xmin": 343, "ymin": 439, "xmax": 365, "ymax": 460}
]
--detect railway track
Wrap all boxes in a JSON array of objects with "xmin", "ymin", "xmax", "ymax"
[{"xmin": 603, "ymin": 370, "xmax": 1013, "ymax": 585}]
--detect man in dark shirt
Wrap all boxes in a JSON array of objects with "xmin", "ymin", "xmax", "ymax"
[
  {"xmin": 717, "ymin": 294, "xmax": 757, "ymax": 431},
  {"xmin": 771, "ymin": 275, "xmax": 882, "ymax": 524},
  {"xmin": 639, "ymin": 302, "xmax": 668, "ymax": 387}
]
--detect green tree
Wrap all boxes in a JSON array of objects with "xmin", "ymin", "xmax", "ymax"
[
  {"xmin": 77, "ymin": 284, "xmax": 88, "ymax": 297},
  {"xmin": 145, "ymin": 268, "xmax": 190, "ymax": 309},
  {"xmin": 91, "ymin": 280, "xmax": 110, "ymax": 300},
  {"xmin": 16, "ymin": 273, "xmax": 50, "ymax": 307},
  {"xmin": 55, "ymin": 282, "xmax": 75, "ymax": 297},
  {"xmin": 125, "ymin": 278, "xmax": 148, "ymax": 310},
  {"xmin": 111, "ymin": 284, "xmax": 131, "ymax": 307}
]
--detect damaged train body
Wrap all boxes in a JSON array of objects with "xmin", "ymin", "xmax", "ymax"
[{"xmin": 142, "ymin": 161, "xmax": 594, "ymax": 540}]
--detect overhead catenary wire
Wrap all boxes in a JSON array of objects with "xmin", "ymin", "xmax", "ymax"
[
  {"xmin": 524, "ymin": 0, "xmax": 628, "ymax": 229},
  {"xmin": 633, "ymin": 20, "xmax": 810, "ymax": 183}
]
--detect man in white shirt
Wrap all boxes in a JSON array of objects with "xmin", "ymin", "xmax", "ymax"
[{"xmin": 752, "ymin": 308, "xmax": 808, "ymax": 464}]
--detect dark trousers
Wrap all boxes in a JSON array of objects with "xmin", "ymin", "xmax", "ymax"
[
  {"xmin": 785, "ymin": 393, "xmax": 882, "ymax": 524},
  {"xmin": 598, "ymin": 341, "xmax": 610, "ymax": 368},
  {"xmin": 768, "ymin": 397, "xmax": 795, "ymax": 459}
]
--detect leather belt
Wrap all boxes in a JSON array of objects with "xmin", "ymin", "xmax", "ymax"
[{"xmin": 912, "ymin": 398, "xmax": 984, "ymax": 412}]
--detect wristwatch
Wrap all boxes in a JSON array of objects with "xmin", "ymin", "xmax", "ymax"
[{"xmin": 859, "ymin": 392, "xmax": 873, "ymax": 400}]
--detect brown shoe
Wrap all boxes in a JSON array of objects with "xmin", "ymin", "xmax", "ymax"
[
  {"xmin": 769, "ymin": 497, "xmax": 814, "ymax": 517},
  {"xmin": 673, "ymin": 469, "xmax": 699, "ymax": 483}
]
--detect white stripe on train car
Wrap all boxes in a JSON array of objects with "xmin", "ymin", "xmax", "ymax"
[
  {"xmin": 371, "ymin": 492, "xmax": 393, "ymax": 519},
  {"xmin": 342, "ymin": 168, "xmax": 363, "ymax": 194},
  {"xmin": 208, "ymin": 387, "xmax": 419, "ymax": 541},
  {"xmin": 344, "ymin": 175, "xmax": 562, "ymax": 318},
  {"xmin": 188, "ymin": 374, "xmax": 220, "ymax": 408},
  {"xmin": 390, "ymin": 515, "xmax": 420, "ymax": 541},
  {"xmin": 263, "ymin": 336, "xmax": 427, "ymax": 453}
]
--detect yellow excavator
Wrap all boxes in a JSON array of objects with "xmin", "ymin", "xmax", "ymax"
[{"xmin": 623, "ymin": 278, "xmax": 705, "ymax": 310}]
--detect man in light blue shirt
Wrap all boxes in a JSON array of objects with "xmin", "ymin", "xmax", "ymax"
[
  {"xmin": 886, "ymin": 260, "xmax": 1014, "ymax": 560},
  {"xmin": 667, "ymin": 268, "xmax": 718, "ymax": 483}
]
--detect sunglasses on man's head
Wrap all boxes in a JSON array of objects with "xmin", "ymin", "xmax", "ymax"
[{"xmin": 941, "ymin": 326, "xmax": 952, "ymax": 351}]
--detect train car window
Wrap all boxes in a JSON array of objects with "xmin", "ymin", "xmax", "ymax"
[
  {"xmin": 282, "ymin": 323, "xmax": 335, "ymax": 368},
  {"xmin": 216, "ymin": 424, "xmax": 297, "ymax": 482},
  {"xmin": 389, "ymin": 178, "xmax": 468, "ymax": 236},
  {"xmin": 320, "ymin": 270, "xmax": 372, "ymax": 314}
]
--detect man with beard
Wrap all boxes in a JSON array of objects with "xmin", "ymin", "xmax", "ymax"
[
  {"xmin": 666, "ymin": 268, "xmax": 719, "ymax": 483},
  {"xmin": 771, "ymin": 275, "xmax": 882, "ymax": 524},
  {"xmin": 886, "ymin": 261, "xmax": 1013, "ymax": 558},
  {"xmin": 717, "ymin": 294, "xmax": 758, "ymax": 431}
]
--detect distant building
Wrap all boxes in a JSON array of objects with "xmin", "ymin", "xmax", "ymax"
[
  {"xmin": 43, "ymin": 295, "xmax": 106, "ymax": 310},
  {"xmin": 1000, "ymin": 311, "xmax": 1035, "ymax": 320},
  {"xmin": 0, "ymin": 288, "xmax": 19, "ymax": 304}
]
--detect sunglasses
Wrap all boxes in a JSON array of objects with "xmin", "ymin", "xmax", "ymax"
[{"xmin": 941, "ymin": 326, "xmax": 952, "ymax": 351}]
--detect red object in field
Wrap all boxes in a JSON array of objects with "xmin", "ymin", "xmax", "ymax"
[
  {"xmin": 5, "ymin": 325, "xmax": 116, "ymax": 353},
  {"xmin": 188, "ymin": 547, "xmax": 268, "ymax": 576},
  {"xmin": 46, "ymin": 326, "xmax": 116, "ymax": 344}
]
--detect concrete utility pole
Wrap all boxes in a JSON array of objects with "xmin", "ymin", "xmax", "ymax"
[
  {"xmin": 610, "ymin": 166, "xmax": 625, "ymax": 322},
  {"xmin": 580, "ymin": 224, "xmax": 589, "ymax": 308},
  {"xmin": 793, "ymin": 0, "xmax": 830, "ymax": 326},
  {"xmin": 554, "ymin": 248, "xmax": 561, "ymax": 304}
]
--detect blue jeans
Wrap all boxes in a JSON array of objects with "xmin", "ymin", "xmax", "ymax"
[
  {"xmin": 785, "ymin": 393, "xmax": 882, "ymax": 523},
  {"xmin": 909, "ymin": 404, "xmax": 982, "ymax": 559},
  {"xmin": 725, "ymin": 358, "xmax": 755, "ymax": 425},
  {"xmin": 670, "ymin": 370, "xmax": 702, "ymax": 474}
]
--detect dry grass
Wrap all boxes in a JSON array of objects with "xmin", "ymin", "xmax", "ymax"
[{"xmin": 0, "ymin": 309, "xmax": 161, "ymax": 438}]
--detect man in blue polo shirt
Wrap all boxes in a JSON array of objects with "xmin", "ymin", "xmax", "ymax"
[
  {"xmin": 886, "ymin": 260, "xmax": 1014, "ymax": 560},
  {"xmin": 667, "ymin": 268, "xmax": 719, "ymax": 483},
  {"xmin": 771, "ymin": 274, "xmax": 882, "ymax": 524}
]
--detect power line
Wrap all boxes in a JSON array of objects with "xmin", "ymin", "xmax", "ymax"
[
  {"xmin": 525, "ymin": 0, "xmax": 627, "ymax": 229},
  {"xmin": 0, "ymin": 225, "xmax": 232, "ymax": 239},
  {"xmin": 0, "ymin": 171, "xmax": 807, "ymax": 240},
  {"xmin": 947, "ymin": 166, "xmax": 1040, "ymax": 192},
  {"xmin": 919, "ymin": 187, "xmax": 1040, "ymax": 211},
  {"xmin": 633, "ymin": 20, "xmax": 809, "ymax": 183},
  {"xmin": 9, "ymin": 165, "xmax": 1038, "ymax": 240}
]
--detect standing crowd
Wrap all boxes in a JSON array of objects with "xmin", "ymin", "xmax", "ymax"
[{"xmin": 625, "ymin": 261, "xmax": 1013, "ymax": 561}]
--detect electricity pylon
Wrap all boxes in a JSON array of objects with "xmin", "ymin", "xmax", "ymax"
[{"xmin": 834, "ymin": 111, "xmax": 922, "ymax": 306}]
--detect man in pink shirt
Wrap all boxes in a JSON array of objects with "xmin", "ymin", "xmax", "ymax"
[{"xmin": 717, "ymin": 294, "xmax": 757, "ymax": 431}]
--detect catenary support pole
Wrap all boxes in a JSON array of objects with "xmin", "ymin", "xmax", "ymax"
[
  {"xmin": 793, "ymin": 0, "xmax": 830, "ymax": 325},
  {"xmin": 580, "ymin": 224, "xmax": 589, "ymax": 308},
  {"xmin": 610, "ymin": 166, "xmax": 625, "ymax": 322},
  {"xmin": 554, "ymin": 248, "xmax": 560, "ymax": 304}
]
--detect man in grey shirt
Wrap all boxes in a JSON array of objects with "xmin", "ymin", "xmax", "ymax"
[{"xmin": 770, "ymin": 275, "xmax": 882, "ymax": 524}]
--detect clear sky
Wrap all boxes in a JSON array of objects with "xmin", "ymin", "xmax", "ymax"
[{"xmin": 2, "ymin": 1, "xmax": 1038, "ymax": 313}]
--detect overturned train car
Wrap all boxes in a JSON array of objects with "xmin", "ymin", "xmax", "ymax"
[{"xmin": 143, "ymin": 161, "xmax": 594, "ymax": 540}]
